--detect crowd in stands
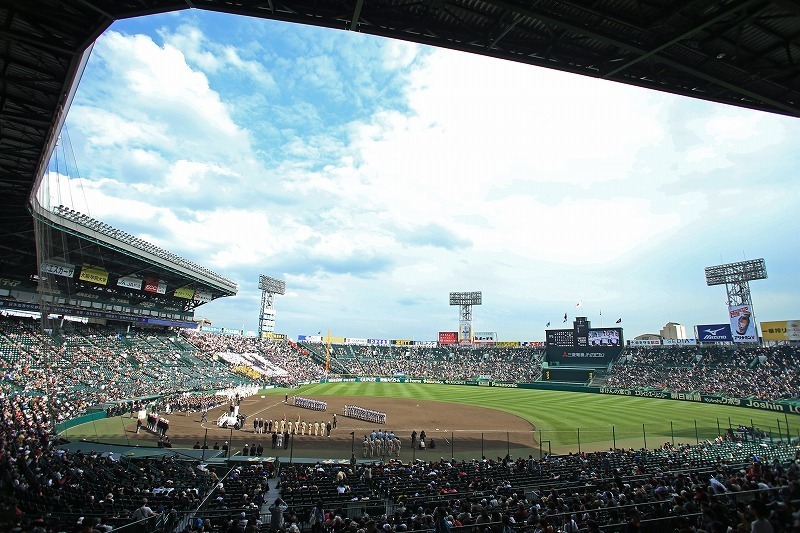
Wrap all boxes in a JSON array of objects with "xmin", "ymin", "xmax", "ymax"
[
  {"xmin": 607, "ymin": 345, "xmax": 800, "ymax": 400},
  {"xmin": 183, "ymin": 331, "xmax": 326, "ymax": 387},
  {"xmin": 250, "ymin": 437, "xmax": 800, "ymax": 533},
  {"xmin": 307, "ymin": 344, "xmax": 544, "ymax": 383}
]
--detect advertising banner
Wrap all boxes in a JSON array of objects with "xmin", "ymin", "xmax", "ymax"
[
  {"xmin": 79, "ymin": 265, "xmax": 108, "ymax": 286},
  {"xmin": 459, "ymin": 320, "xmax": 472, "ymax": 344},
  {"xmin": 392, "ymin": 339, "xmax": 412, "ymax": 346},
  {"xmin": 696, "ymin": 324, "xmax": 732, "ymax": 342},
  {"xmin": 521, "ymin": 341, "xmax": 545, "ymax": 347},
  {"xmin": 117, "ymin": 275, "xmax": 143, "ymax": 291},
  {"xmin": 298, "ymin": 335, "xmax": 323, "ymax": 342},
  {"xmin": 367, "ymin": 338, "xmax": 390, "ymax": 345},
  {"xmin": 413, "ymin": 341, "xmax": 437, "ymax": 347},
  {"xmin": 629, "ymin": 339, "xmax": 661, "ymax": 346},
  {"xmin": 496, "ymin": 341, "xmax": 520, "ymax": 347},
  {"xmin": 729, "ymin": 305, "xmax": 757, "ymax": 343},
  {"xmin": 174, "ymin": 287, "xmax": 195, "ymax": 299},
  {"xmin": 472, "ymin": 331, "xmax": 497, "ymax": 344},
  {"xmin": 41, "ymin": 261, "xmax": 75, "ymax": 278},
  {"xmin": 144, "ymin": 277, "xmax": 167, "ymax": 294},
  {"xmin": 545, "ymin": 345, "xmax": 623, "ymax": 365},
  {"xmin": 194, "ymin": 290, "xmax": 212, "ymax": 303},
  {"xmin": 761, "ymin": 320, "xmax": 800, "ymax": 342},
  {"xmin": 345, "ymin": 337, "xmax": 368, "ymax": 345},
  {"xmin": 325, "ymin": 336, "xmax": 345, "ymax": 344},
  {"xmin": 662, "ymin": 338, "xmax": 697, "ymax": 346},
  {"xmin": 261, "ymin": 332, "xmax": 287, "ymax": 340},
  {"xmin": 438, "ymin": 331, "xmax": 458, "ymax": 345}
]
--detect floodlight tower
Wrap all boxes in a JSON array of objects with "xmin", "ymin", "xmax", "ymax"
[
  {"xmin": 449, "ymin": 291, "xmax": 482, "ymax": 343},
  {"xmin": 258, "ymin": 275, "xmax": 286, "ymax": 337},
  {"xmin": 704, "ymin": 258, "xmax": 767, "ymax": 307}
]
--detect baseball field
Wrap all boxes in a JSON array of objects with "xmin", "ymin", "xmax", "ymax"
[{"xmin": 62, "ymin": 382, "xmax": 800, "ymax": 459}]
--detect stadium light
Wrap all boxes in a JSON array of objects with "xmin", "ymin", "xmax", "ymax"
[
  {"xmin": 449, "ymin": 291, "xmax": 482, "ymax": 306},
  {"xmin": 258, "ymin": 274, "xmax": 286, "ymax": 336},
  {"xmin": 704, "ymin": 258, "xmax": 767, "ymax": 309},
  {"xmin": 449, "ymin": 291, "xmax": 482, "ymax": 344},
  {"xmin": 258, "ymin": 275, "xmax": 286, "ymax": 295},
  {"xmin": 704, "ymin": 258, "xmax": 767, "ymax": 286}
]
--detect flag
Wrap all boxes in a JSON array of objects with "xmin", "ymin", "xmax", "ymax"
[
  {"xmin": 317, "ymin": 331, "xmax": 321, "ymax": 334},
  {"xmin": 576, "ymin": 301, "xmax": 582, "ymax": 307},
  {"xmin": 563, "ymin": 313, "xmax": 567, "ymax": 323},
  {"xmin": 616, "ymin": 318, "xmax": 622, "ymax": 324},
  {"xmin": 546, "ymin": 321, "xmax": 550, "ymax": 327}
]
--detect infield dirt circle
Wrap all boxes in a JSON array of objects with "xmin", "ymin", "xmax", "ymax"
[{"xmin": 121, "ymin": 395, "xmax": 538, "ymax": 461}]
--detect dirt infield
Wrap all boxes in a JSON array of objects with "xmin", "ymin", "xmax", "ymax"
[{"xmin": 118, "ymin": 395, "xmax": 538, "ymax": 460}]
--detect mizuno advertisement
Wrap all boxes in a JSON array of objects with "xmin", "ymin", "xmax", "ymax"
[{"xmin": 695, "ymin": 324, "xmax": 732, "ymax": 342}]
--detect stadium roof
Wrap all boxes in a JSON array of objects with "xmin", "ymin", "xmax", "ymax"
[{"xmin": 1, "ymin": 0, "xmax": 799, "ymax": 296}]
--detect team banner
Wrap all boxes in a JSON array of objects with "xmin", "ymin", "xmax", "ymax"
[
  {"xmin": 696, "ymin": 324, "xmax": 732, "ymax": 342},
  {"xmin": 117, "ymin": 275, "xmax": 143, "ymax": 291},
  {"xmin": 79, "ymin": 265, "xmax": 109, "ymax": 286},
  {"xmin": 174, "ymin": 287, "xmax": 195, "ymax": 299},
  {"xmin": 472, "ymin": 331, "xmax": 497, "ymax": 344},
  {"xmin": 662, "ymin": 338, "xmax": 697, "ymax": 346},
  {"xmin": 438, "ymin": 332, "xmax": 458, "ymax": 345},
  {"xmin": 194, "ymin": 290, "xmax": 212, "ymax": 303},
  {"xmin": 144, "ymin": 277, "xmax": 167, "ymax": 294},
  {"xmin": 496, "ymin": 341, "xmax": 520, "ymax": 347},
  {"xmin": 459, "ymin": 320, "xmax": 472, "ymax": 344},
  {"xmin": 41, "ymin": 261, "xmax": 75, "ymax": 278},
  {"xmin": 729, "ymin": 305, "xmax": 757, "ymax": 343},
  {"xmin": 761, "ymin": 320, "xmax": 800, "ymax": 342},
  {"xmin": 629, "ymin": 339, "xmax": 661, "ymax": 346}
]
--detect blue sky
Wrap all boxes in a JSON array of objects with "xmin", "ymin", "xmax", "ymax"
[{"xmin": 48, "ymin": 9, "xmax": 800, "ymax": 341}]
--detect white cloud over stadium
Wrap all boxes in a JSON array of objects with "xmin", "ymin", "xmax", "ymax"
[{"xmin": 49, "ymin": 10, "xmax": 800, "ymax": 340}]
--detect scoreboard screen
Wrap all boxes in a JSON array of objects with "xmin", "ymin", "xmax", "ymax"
[
  {"xmin": 587, "ymin": 329, "xmax": 621, "ymax": 346},
  {"xmin": 546, "ymin": 317, "xmax": 622, "ymax": 348},
  {"xmin": 546, "ymin": 329, "xmax": 574, "ymax": 347},
  {"xmin": 545, "ymin": 317, "xmax": 624, "ymax": 366}
]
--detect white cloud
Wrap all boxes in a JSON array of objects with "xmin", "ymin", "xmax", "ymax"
[{"xmin": 58, "ymin": 14, "xmax": 800, "ymax": 339}]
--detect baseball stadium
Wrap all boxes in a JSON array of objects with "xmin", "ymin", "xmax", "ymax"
[{"xmin": 2, "ymin": 2, "xmax": 800, "ymax": 533}]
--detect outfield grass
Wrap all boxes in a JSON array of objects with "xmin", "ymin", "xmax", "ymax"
[{"xmin": 281, "ymin": 382, "xmax": 800, "ymax": 453}]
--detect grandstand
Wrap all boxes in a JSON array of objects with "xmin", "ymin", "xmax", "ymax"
[{"xmin": 3, "ymin": 314, "xmax": 800, "ymax": 530}]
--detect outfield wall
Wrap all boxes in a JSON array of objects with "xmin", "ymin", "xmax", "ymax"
[{"xmin": 311, "ymin": 376, "xmax": 800, "ymax": 415}]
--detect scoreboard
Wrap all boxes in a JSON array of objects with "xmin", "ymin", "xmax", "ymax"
[{"xmin": 545, "ymin": 317, "xmax": 623, "ymax": 366}]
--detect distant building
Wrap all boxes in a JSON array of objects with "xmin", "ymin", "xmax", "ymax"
[{"xmin": 660, "ymin": 322, "xmax": 687, "ymax": 340}]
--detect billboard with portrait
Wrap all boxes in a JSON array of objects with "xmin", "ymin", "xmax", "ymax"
[{"xmin": 729, "ymin": 305, "xmax": 757, "ymax": 343}]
